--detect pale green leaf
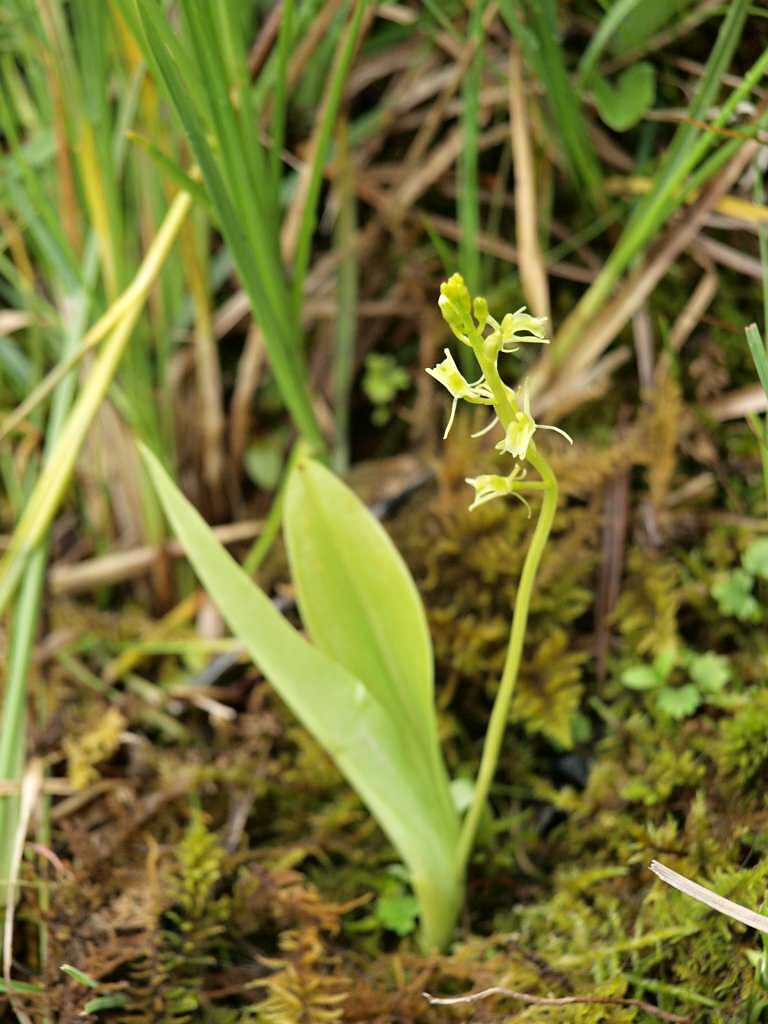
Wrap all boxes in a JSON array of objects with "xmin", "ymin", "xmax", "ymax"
[
  {"xmin": 652, "ymin": 647, "xmax": 677, "ymax": 681},
  {"xmin": 376, "ymin": 893, "xmax": 420, "ymax": 936},
  {"xmin": 743, "ymin": 538, "xmax": 768, "ymax": 580},
  {"xmin": 139, "ymin": 444, "xmax": 460, "ymax": 949},
  {"xmin": 712, "ymin": 570, "xmax": 761, "ymax": 622},
  {"xmin": 284, "ymin": 459, "xmax": 436, "ymax": 749},
  {"xmin": 592, "ymin": 63, "xmax": 656, "ymax": 132},
  {"xmin": 689, "ymin": 652, "xmax": 731, "ymax": 693},
  {"xmin": 621, "ymin": 664, "xmax": 661, "ymax": 690},
  {"xmin": 657, "ymin": 684, "xmax": 701, "ymax": 720},
  {"xmin": 284, "ymin": 457, "xmax": 456, "ymax": 837}
]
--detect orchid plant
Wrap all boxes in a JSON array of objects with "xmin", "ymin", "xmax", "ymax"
[
  {"xmin": 426, "ymin": 274, "xmax": 569, "ymax": 873},
  {"xmin": 140, "ymin": 275, "xmax": 568, "ymax": 952}
]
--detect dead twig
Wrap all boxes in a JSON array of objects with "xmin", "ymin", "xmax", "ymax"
[
  {"xmin": 423, "ymin": 985, "xmax": 691, "ymax": 1023},
  {"xmin": 49, "ymin": 519, "xmax": 262, "ymax": 595}
]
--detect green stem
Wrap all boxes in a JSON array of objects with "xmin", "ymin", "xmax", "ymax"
[
  {"xmin": 455, "ymin": 442, "xmax": 558, "ymax": 876},
  {"xmin": 414, "ymin": 865, "xmax": 463, "ymax": 953}
]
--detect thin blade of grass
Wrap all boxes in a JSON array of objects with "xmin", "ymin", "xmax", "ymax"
[
  {"xmin": 746, "ymin": 324, "xmax": 768, "ymax": 401},
  {"xmin": 271, "ymin": 0, "xmax": 295, "ymax": 187},
  {"xmin": 123, "ymin": 0, "xmax": 324, "ymax": 450},
  {"xmin": 576, "ymin": 0, "xmax": 652, "ymax": 87},
  {"xmin": 290, "ymin": 0, "xmax": 370, "ymax": 317},
  {"xmin": 539, "ymin": 0, "xmax": 752, "ymax": 379},
  {"xmin": 499, "ymin": 0, "xmax": 603, "ymax": 204},
  {"xmin": 332, "ymin": 117, "xmax": 358, "ymax": 472},
  {"xmin": 458, "ymin": 0, "xmax": 485, "ymax": 303},
  {"xmin": 508, "ymin": 42, "xmax": 549, "ymax": 319}
]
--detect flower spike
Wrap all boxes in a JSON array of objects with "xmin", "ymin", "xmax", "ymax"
[{"xmin": 429, "ymin": 275, "xmax": 571, "ymax": 510}]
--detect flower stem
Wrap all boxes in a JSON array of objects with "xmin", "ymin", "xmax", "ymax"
[{"xmin": 455, "ymin": 443, "xmax": 558, "ymax": 877}]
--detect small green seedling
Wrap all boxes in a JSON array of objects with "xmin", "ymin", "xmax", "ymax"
[
  {"xmin": 362, "ymin": 352, "xmax": 410, "ymax": 426},
  {"xmin": 60, "ymin": 964, "xmax": 128, "ymax": 1016},
  {"xmin": 712, "ymin": 538, "xmax": 768, "ymax": 623},
  {"xmin": 621, "ymin": 648, "xmax": 732, "ymax": 720},
  {"xmin": 374, "ymin": 867, "xmax": 421, "ymax": 938},
  {"xmin": 591, "ymin": 63, "xmax": 656, "ymax": 132},
  {"xmin": 141, "ymin": 275, "xmax": 567, "ymax": 951}
]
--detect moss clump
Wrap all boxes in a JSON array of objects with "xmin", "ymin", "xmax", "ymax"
[{"xmin": 717, "ymin": 690, "xmax": 768, "ymax": 795}]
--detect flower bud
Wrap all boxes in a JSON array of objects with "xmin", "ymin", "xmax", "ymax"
[
  {"xmin": 438, "ymin": 273, "xmax": 474, "ymax": 342},
  {"xmin": 472, "ymin": 295, "xmax": 489, "ymax": 328}
]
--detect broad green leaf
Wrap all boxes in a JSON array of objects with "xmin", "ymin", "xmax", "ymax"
[
  {"xmin": 284, "ymin": 458, "xmax": 438, "ymax": 754},
  {"xmin": 140, "ymin": 444, "xmax": 460, "ymax": 949},
  {"xmin": 284, "ymin": 457, "xmax": 457, "ymax": 840},
  {"xmin": 657, "ymin": 684, "xmax": 701, "ymax": 720},
  {"xmin": 591, "ymin": 63, "xmax": 656, "ymax": 132},
  {"xmin": 621, "ymin": 664, "xmax": 661, "ymax": 690},
  {"xmin": 605, "ymin": 0, "xmax": 688, "ymax": 56},
  {"xmin": 743, "ymin": 538, "xmax": 768, "ymax": 580},
  {"xmin": 689, "ymin": 652, "xmax": 731, "ymax": 693}
]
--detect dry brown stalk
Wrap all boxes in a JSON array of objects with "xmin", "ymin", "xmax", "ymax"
[
  {"xmin": 669, "ymin": 267, "xmax": 719, "ymax": 351},
  {"xmin": 508, "ymin": 43, "xmax": 550, "ymax": 320},
  {"xmin": 49, "ymin": 519, "xmax": 263, "ymax": 595},
  {"xmin": 424, "ymin": 213, "xmax": 595, "ymax": 284}
]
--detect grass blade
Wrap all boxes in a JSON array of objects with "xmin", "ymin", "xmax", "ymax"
[
  {"xmin": 746, "ymin": 324, "xmax": 768, "ymax": 401},
  {"xmin": 458, "ymin": 0, "xmax": 485, "ymax": 303},
  {"xmin": 123, "ymin": 0, "xmax": 324, "ymax": 450},
  {"xmin": 290, "ymin": 0, "xmax": 370, "ymax": 316},
  {"xmin": 499, "ymin": 0, "xmax": 603, "ymax": 204},
  {"xmin": 541, "ymin": 0, "xmax": 751, "ymax": 376}
]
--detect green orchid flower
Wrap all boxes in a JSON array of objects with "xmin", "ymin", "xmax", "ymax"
[{"xmin": 425, "ymin": 348, "xmax": 493, "ymax": 438}]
